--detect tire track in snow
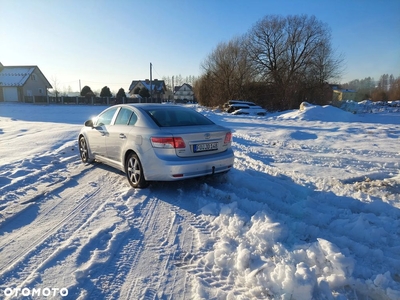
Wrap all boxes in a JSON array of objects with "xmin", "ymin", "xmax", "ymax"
[
  {"xmin": 114, "ymin": 195, "xmax": 185, "ymax": 300},
  {"xmin": 1, "ymin": 151, "xmax": 218, "ymax": 299},
  {"xmin": 0, "ymin": 165, "xmax": 125, "ymax": 291},
  {"xmin": 100, "ymin": 185, "xmax": 217, "ymax": 300},
  {"xmin": 63, "ymin": 187, "xmax": 191, "ymax": 300},
  {"xmin": 0, "ymin": 157, "xmax": 97, "ymax": 251},
  {"xmin": 0, "ymin": 142, "xmax": 80, "ymax": 226},
  {"xmin": 88, "ymin": 193, "xmax": 161, "ymax": 300},
  {"xmin": 138, "ymin": 184, "xmax": 239, "ymax": 299}
]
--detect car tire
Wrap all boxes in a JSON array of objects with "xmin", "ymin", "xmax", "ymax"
[
  {"xmin": 125, "ymin": 152, "xmax": 149, "ymax": 188},
  {"xmin": 79, "ymin": 136, "xmax": 93, "ymax": 163}
]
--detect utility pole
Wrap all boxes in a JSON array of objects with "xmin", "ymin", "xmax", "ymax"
[
  {"xmin": 150, "ymin": 63, "xmax": 153, "ymax": 102},
  {"xmin": 172, "ymin": 76, "xmax": 174, "ymax": 103},
  {"xmin": 79, "ymin": 79, "xmax": 81, "ymax": 94}
]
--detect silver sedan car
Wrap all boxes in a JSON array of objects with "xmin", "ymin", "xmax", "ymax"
[{"xmin": 78, "ymin": 104, "xmax": 234, "ymax": 188}]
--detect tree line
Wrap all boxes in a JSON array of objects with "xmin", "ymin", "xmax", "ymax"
[
  {"xmin": 80, "ymin": 85, "xmax": 127, "ymax": 100},
  {"xmin": 341, "ymin": 74, "xmax": 400, "ymax": 101},
  {"xmin": 162, "ymin": 75, "xmax": 198, "ymax": 90},
  {"xmin": 77, "ymin": 75, "xmax": 198, "ymax": 101},
  {"xmin": 193, "ymin": 14, "xmax": 353, "ymax": 110}
]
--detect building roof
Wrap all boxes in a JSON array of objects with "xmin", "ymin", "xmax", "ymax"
[
  {"xmin": 0, "ymin": 64, "xmax": 52, "ymax": 88},
  {"xmin": 129, "ymin": 79, "xmax": 166, "ymax": 93},
  {"xmin": 0, "ymin": 66, "xmax": 35, "ymax": 87},
  {"xmin": 174, "ymin": 83, "xmax": 193, "ymax": 92}
]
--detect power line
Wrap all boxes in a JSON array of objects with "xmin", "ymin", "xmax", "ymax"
[
  {"xmin": 151, "ymin": 65, "xmax": 164, "ymax": 79},
  {"xmin": 79, "ymin": 80, "xmax": 130, "ymax": 86}
]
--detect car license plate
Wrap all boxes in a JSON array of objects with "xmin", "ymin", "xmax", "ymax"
[{"xmin": 193, "ymin": 142, "xmax": 218, "ymax": 152}]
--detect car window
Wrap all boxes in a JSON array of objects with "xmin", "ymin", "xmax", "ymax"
[
  {"xmin": 145, "ymin": 108, "xmax": 214, "ymax": 127},
  {"xmin": 128, "ymin": 112, "xmax": 138, "ymax": 125},
  {"xmin": 95, "ymin": 107, "xmax": 118, "ymax": 126},
  {"xmin": 115, "ymin": 108, "xmax": 133, "ymax": 125}
]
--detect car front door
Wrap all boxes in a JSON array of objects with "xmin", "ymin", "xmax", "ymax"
[{"xmin": 86, "ymin": 107, "xmax": 118, "ymax": 157}]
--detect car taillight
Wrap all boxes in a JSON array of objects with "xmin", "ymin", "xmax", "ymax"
[
  {"xmin": 224, "ymin": 132, "xmax": 232, "ymax": 144},
  {"xmin": 151, "ymin": 137, "xmax": 186, "ymax": 149}
]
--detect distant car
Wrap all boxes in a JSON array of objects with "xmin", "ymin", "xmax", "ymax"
[
  {"xmin": 78, "ymin": 104, "xmax": 234, "ymax": 188},
  {"xmin": 225, "ymin": 100, "xmax": 267, "ymax": 116},
  {"xmin": 227, "ymin": 100, "xmax": 258, "ymax": 106},
  {"xmin": 232, "ymin": 108, "xmax": 267, "ymax": 116},
  {"xmin": 226, "ymin": 103, "xmax": 252, "ymax": 113}
]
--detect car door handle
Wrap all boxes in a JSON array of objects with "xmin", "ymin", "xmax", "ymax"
[{"xmin": 119, "ymin": 133, "xmax": 126, "ymax": 139}]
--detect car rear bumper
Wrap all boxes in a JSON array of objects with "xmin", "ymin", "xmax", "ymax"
[{"xmin": 144, "ymin": 149, "xmax": 234, "ymax": 181}]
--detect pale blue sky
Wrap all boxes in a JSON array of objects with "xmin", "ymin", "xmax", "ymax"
[{"xmin": 1, "ymin": 0, "xmax": 399, "ymax": 93}]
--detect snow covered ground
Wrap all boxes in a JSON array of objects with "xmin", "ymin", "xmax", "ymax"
[{"xmin": 0, "ymin": 101, "xmax": 399, "ymax": 299}]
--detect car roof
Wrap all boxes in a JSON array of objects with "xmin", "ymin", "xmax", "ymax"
[
  {"xmin": 228, "ymin": 100, "xmax": 256, "ymax": 105},
  {"xmin": 120, "ymin": 103, "xmax": 186, "ymax": 110},
  {"xmin": 229, "ymin": 104, "xmax": 250, "ymax": 107}
]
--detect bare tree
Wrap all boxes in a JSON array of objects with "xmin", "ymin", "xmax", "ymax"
[
  {"xmin": 175, "ymin": 74, "xmax": 184, "ymax": 86},
  {"xmin": 388, "ymin": 76, "xmax": 400, "ymax": 100},
  {"xmin": 198, "ymin": 36, "xmax": 255, "ymax": 106},
  {"xmin": 193, "ymin": 71, "xmax": 215, "ymax": 107},
  {"xmin": 162, "ymin": 76, "xmax": 173, "ymax": 91},
  {"xmin": 51, "ymin": 76, "xmax": 60, "ymax": 100},
  {"xmin": 371, "ymin": 74, "xmax": 400, "ymax": 101},
  {"xmin": 246, "ymin": 15, "xmax": 343, "ymax": 109}
]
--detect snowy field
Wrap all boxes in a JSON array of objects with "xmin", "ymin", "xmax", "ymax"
[{"xmin": 0, "ymin": 101, "xmax": 399, "ymax": 299}]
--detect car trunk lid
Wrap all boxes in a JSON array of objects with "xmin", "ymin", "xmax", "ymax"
[{"xmin": 159, "ymin": 125, "xmax": 232, "ymax": 158}]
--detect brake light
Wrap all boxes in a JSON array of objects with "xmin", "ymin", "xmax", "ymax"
[
  {"xmin": 173, "ymin": 137, "xmax": 186, "ymax": 148},
  {"xmin": 224, "ymin": 132, "xmax": 232, "ymax": 144},
  {"xmin": 151, "ymin": 137, "xmax": 186, "ymax": 149}
]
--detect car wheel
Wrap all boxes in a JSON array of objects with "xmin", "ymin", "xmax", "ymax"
[
  {"xmin": 125, "ymin": 152, "xmax": 149, "ymax": 188},
  {"xmin": 79, "ymin": 136, "xmax": 92, "ymax": 163}
]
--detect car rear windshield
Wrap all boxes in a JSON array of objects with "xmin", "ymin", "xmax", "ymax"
[{"xmin": 145, "ymin": 108, "xmax": 214, "ymax": 127}]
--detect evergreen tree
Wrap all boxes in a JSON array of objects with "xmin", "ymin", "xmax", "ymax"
[
  {"xmin": 133, "ymin": 87, "xmax": 140, "ymax": 94},
  {"xmin": 100, "ymin": 86, "xmax": 112, "ymax": 98},
  {"xmin": 80, "ymin": 85, "xmax": 93, "ymax": 97},
  {"xmin": 116, "ymin": 88, "xmax": 126, "ymax": 100},
  {"xmin": 139, "ymin": 87, "xmax": 150, "ymax": 98}
]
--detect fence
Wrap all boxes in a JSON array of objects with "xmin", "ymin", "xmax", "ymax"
[{"xmin": 22, "ymin": 96, "xmax": 163, "ymax": 105}]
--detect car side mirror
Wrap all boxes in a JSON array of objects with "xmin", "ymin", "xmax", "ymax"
[{"xmin": 84, "ymin": 119, "xmax": 94, "ymax": 127}]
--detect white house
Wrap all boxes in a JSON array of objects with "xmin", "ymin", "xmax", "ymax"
[{"xmin": 174, "ymin": 83, "xmax": 194, "ymax": 103}]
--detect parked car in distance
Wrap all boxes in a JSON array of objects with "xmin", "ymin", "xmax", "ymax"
[
  {"xmin": 231, "ymin": 108, "xmax": 267, "ymax": 116},
  {"xmin": 227, "ymin": 100, "xmax": 258, "ymax": 106},
  {"xmin": 78, "ymin": 104, "xmax": 234, "ymax": 188},
  {"xmin": 225, "ymin": 100, "xmax": 267, "ymax": 116}
]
